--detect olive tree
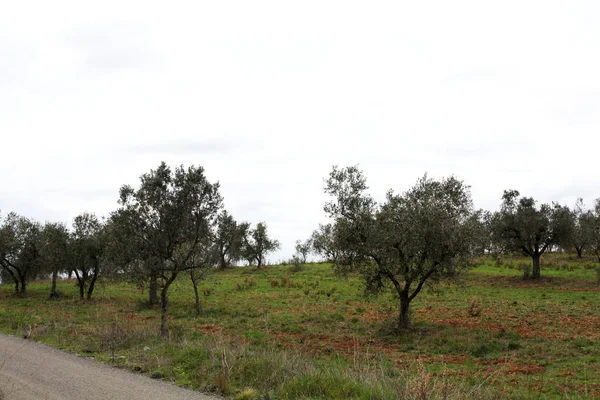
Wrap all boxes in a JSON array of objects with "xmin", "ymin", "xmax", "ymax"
[
  {"xmin": 214, "ymin": 210, "xmax": 249, "ymax": 269},
  {"xmin": 324, "ymin": 166, "xmax": 477, "ymax": 330},
  {"xmin": 494, "ymin": 190, "xmax": 573, "ymax": 279},
  {"xmin": 117, "ymin": 162, "xmax": 222, "ymax": 335},
  {"xmin": 0, "ymin": 213, "xmax": 43, "ymax": 293},
  {"xmin": 243, "ymin": 222, "xmax": 279, "ymax": 268},
  {"xmin": 68, "ymin": 212, "xmax": 105, "ymax": 300},
  {"xmin": 40, "ymin": 222, "xmax": 70, "ymax": 298},
  {"xmin": 568, "ymin": 198, "xmax": 596, "ymax": 258},
  {"xmin": 294, "ymin": 239, "xmax": 312, "ymax": 264},
  {"xmin": 311, "ymin": 223, "xmax": 340, "ymax": 263}
]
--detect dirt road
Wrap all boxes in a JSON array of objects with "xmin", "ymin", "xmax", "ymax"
[{"xmin": 0, "ymin": 334, "xmax": 218, "ymax": 400}]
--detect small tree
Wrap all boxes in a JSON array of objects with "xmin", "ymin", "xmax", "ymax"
[
  {"xmin": 311, "ymin": 223, "xmax": 340, "ymax": 263},
  {"xmin": 568, "ymin": 198, "xmax": 596, "ymax": 258},
  {"xmin": 214, "ymin": 210, "xmax": 249, "ymax": 269},
  {"xmin": 469, "ymin": 210, "xmax": 498, "ymax": 256},
  {"xmin": 324, "ymin": 166, "xmax": 477, "ymax": 330},
  {"xmin": 294, "ymin": 239, "xmax": 312, "ymax": 264},
  {"xmin": 0, "ymin": 213, "xmax": 43, "ymax": 294},
  {"xmin": 68, "ymin": 212, "xmax": 105, "ymax": 300},
  {"xmin": 494, "ymin": 190, "xmax": 573, "ymax": 279},
  {"xmin": 117, "ymin": 162, "xmax": 222, "ymax": 335},
  {"xmin": 40, "ymin": 222, "xmax": 70, "ymax": 298},
  {"xmin": 243, "ymin": 222, "xmax": 280, "ymax": 268}
]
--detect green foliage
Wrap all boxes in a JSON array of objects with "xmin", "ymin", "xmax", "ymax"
[
  {"xmin": 242, "ymin": 222, "xmax": 280, "ymax": 268},
  {"xmin": 215, "ymin": 210, "xmax": 249, "ymax": 269},
  {"xmin": 568, "ymin": 198, "xmax": 597, "ymax": 257},
  {"xmin": 294, "ymin": 239, "xmax": 312, "ymax": 264},
  {"xmin": 494, "ymin": 190, "xmax": 573, "ymax": 279},
  {"xmin": 311, "ymin": 223, "xmax": 340, "ymax": 263},
  {"xmin": 324, "ymin": 166, "xmax": 477, "ymax": 329},
  {"xmin": 0, "ymin": 212, "xmax": 44, "ymax": 293},
  {"xmin": 116, "ymin": 162, "xmax": 223, "ymax": 334},
  {"xmin": 68, "ymin": 212, "xmax": 105, "ymax": 299}
]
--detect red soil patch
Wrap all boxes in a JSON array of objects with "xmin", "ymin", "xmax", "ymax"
[{"xmin": 192, "ymin": 323, "xmax": 224, "ymax": 335}]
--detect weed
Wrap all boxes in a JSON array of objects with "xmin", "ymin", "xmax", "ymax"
[
  {"xmin": 467, "ymin": 298, "xmax": 482, "ymax": 317},
  {"xmin": 517, "ymin": 262, "xmax": 531, "ymax": 279}
]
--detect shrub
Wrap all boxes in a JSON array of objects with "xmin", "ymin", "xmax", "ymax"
[
  {"xmin": 289, "ymin": 258, "xmax": 303, "ymax": 273},
  {"xmin": 467, "ymin": 298, "xmax": 482, "ymax": 317},
  {"xmin": 517, "ymin": 262, "xmax": 531, "ymax": 279},
  {"xmin": 236, "ymin": 277, "xmax": 256, "ymax": 291}
]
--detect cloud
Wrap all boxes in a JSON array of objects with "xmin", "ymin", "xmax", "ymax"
[
  {"xmin": 64, "ymin": 23, "xmax": 155, "ymax": 74},
  {"xmin": 1, "ymin": 1, "xmax": 600, "ymax": 261},
  {"xmin": 124, "ymin": 137, "xmax": 254, "ymax": 156}
]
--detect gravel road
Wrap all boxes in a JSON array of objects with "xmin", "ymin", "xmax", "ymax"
[{"xmin": 0, "ymin": 334, "xmax": 219, "ymax": 400}]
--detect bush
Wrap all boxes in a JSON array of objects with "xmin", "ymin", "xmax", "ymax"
[
  {"xmin": 289, "ymin": 257, "xmax": 303, "ymax": 273},
  {"xmin": 236, "ymin": 277, "xmax": 256, "ymax": 291},
  {"xmin": 467, "ymin": 298, "xmax": 482, "ymax": 317},
  {"xmin": 517, "ymin": 262, "xmax": 531, "ymax": 279}
]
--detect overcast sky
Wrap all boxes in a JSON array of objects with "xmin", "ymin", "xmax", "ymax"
[{"xmin": 1, "ymin": 1, "xmax": 599, "ymax": 261}]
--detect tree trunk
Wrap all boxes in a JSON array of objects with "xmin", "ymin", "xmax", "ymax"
[
  {"xmin": 219, "ymin": 247, "xmax": 228, "ymax": 270},
  {"xmin": 4, "ymin": 267, "xmax": 20, "ymax": 293},
  {"xmin": 398, "ymin": 291, "xmax": 411, "ymax": 330},
  {"xmin": 49, "ymin": 270, "xmax": 59, "ymax": 299},
  {"xmin": 190, "ymin": 271, "xmax": 201, "ymax": 316},
  {"xmin": 87, "ymin": 271, "xmax": 98, "ymax": 300},
  {"xmin": 149, "ymin": 271, "xmax": 158, "ymax": 306},
  {"xmin": 160, "ymin": 285, "xmax": 168, "ymax": 336},
  {"xmin": 532, "ymin": 253, "xmax": 541, "ymax": 279},
  {"xmin": 17, "ymin": 271, "xmax": 27, "ymax": 294},
  {"xmin": 576, "ymin": 247, "xmax": 583, "ymax": 258},
  {"xmin": 160, "ymin": 273, "xmax": 178, "ymax": 336}
]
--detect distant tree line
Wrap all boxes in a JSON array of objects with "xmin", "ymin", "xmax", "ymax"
[
  {"xmin": 0, "ymin": 162, "xmax": 279, "ymax": 335},
  {"xmin": 3, "ymin": 162, "xmax": 600, "ymax": 333}
]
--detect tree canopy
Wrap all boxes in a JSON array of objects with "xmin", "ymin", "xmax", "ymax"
[
  {"xmin": 494, "ymin": 190, "xmax": 573, "ymax": 279},
  {"xmin": 243, "ymin": 222, "xmax": 280, "ymax": 268},
  {"xmin": 117, "ymin": 162, "xmax": 223, "ymax": 335},
  {"xmin": 324, "ymin": 166, "xmax": 477, "ymax": 329}
]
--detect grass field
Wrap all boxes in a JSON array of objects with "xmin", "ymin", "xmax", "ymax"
[{"xmin": 1, "ymin": 254, "xmax": 600, "ymax": 399}]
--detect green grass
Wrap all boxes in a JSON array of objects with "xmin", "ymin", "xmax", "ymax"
[{"xmin": 1, "ymin": 253, "xmax": 600, "ymax": 399}]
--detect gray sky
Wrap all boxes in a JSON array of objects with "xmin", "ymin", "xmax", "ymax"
[{"xmin": 1, "ymin": 1, "xmax": 599, "ymax": 261}]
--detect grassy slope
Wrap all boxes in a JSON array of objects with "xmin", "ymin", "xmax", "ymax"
[{"xmin": 1, "ymin": 254, "xmax": 599, "ymax": 399}]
